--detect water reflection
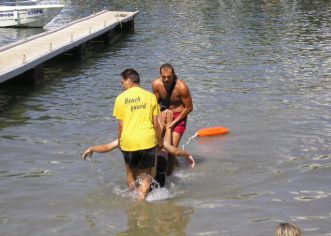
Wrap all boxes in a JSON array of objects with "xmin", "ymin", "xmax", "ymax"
[
  {"xmin": 0, "ymin": 28, "xmax": 44, "ymax": 46},
  {"xmin": 0, "ymin": 0, "xmax": 330, "ymax": 235},
  {"xmin": 117, "ymin": 201, "xmax": 193, "ymax": 236}
]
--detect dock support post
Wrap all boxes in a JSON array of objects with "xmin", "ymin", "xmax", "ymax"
[
  {"xmin": 72, "ymin": 43, "xmax": 87, "ymax": 60},
  {"xmin": 121, "ymin": 19, "xmax": 135, "ymax": 33},
  {"xmin": 23, "ymin": 64, "xmax": 44, "ymax": 85},
  {"xmin": 102, "ymin": 31, "xmax": 115, "ymax": 45}
]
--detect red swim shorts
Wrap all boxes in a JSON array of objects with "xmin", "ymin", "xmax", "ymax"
[{"xmin": 172, "ymin": 112, "xmax": 187, "ymax": 135}]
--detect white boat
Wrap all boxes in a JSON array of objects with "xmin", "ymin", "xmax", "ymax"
[{"xmin": 0, "ymin": 1, "xmax": 64, "ymax": 27}]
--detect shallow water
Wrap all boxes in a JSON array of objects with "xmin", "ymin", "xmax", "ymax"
[{"xmin": 0, "ymin": 0, "xmax": 330, "ymax": 235}]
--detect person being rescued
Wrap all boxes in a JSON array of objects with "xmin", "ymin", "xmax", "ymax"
[{"xmin": 82, "ymin": 110, "xmax": 195, "ymax": 188}]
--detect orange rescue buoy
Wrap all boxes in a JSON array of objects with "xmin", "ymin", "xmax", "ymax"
[
  {"xmin": 196, "ymin": 126, "xmax": 229, "ymax": 137},
  {"xmin": 182, "ymin": 126, "xmax": 230, "ymax": 149}
]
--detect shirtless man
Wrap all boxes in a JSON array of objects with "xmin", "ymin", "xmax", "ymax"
[{"xmin": 152, "ymin": 63, "xmax": 193, "ymax": 148}]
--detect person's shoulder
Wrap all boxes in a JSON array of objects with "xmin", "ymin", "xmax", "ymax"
[
  {"xmin": 177, "ymin": 78, "xmax": 187, "ymax": 84},
  {"xmin": 152, "ymin": 77, "xmax": 163, "ymax": 86},
  {"xmin": 176, "ymin": 79, "xmax": 190, "ymax": 89},
  {"xmin": 146, "ymin": 88, "xmax": 157, "ymax": 97},
  {"xmin": 152, "ymin": 77, "xmax": 162, "ymax": 82},
  {"xmin": 116, "ymin": 88, "xmax": 132, "ymax": 100},
  {"xmin": 117, "ymin": 89, "xmax": 128, "ymax": 97},
  {"xmin": 137, "ymin": 87, "xmax": 153, "ymax": 95},
  {"xmin": 143, "ymin": 88, "xmax": 158, "ymax": 100}
]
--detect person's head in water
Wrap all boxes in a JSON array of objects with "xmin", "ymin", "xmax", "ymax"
[
  {"xmin": 160, "ymin": 63, "xmax": 177, "ymax": 87},
  {"xmin": 275, "ymin": 223, "xmax": 302, "ymax": 236},
  {"xmin": 121, "ymin": 68, "xmax": 140, "ymax": 90}
]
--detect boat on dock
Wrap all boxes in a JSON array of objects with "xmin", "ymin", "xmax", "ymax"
[{"xmin": 0, "ymin": 1, "xmax": 64, "ymax": 27}]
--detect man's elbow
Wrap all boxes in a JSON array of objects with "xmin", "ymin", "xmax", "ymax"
[{"xmin": 187, "ymin": 105, "xmax": 193, "ymax": 114}]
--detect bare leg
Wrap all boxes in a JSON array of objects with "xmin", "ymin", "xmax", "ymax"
[
  {"xmin": 158, "ymin": 111, "xmax": 167, "ymax": 131},
  {"xmin": 125, "ymin": 164, "xmax": 137, "ymax": 191},
  {"xmin": 172, "ymin": 132, "xmax": 183, "ymax": 148},
  {"xmin": 168, "ymin": 131, "xmax": 182, "ymax": 174},
  {"xmin": 164, "ymin": 111, "xmax": 179, "ymax": 175},
  {"xmin": 164, "ymin": 110, "xmax": 173, "ymax": 144},
  {"xmin": 136, "ymin": 168, "xmax": 153, "ymax": 200}
]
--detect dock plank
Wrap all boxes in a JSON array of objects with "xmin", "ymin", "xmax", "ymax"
[{"xmin": 0, "ymin": 10, "xmax": 139, "ymax": 83}]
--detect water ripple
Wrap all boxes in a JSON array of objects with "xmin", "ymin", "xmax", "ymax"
[{"xmin": 291, "ymin": 190, "xmax": 331, "ymax": 201}]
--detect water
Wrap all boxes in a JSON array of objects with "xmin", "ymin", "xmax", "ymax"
[{"xmin": 0, "ymin": 0, "xmax": 330, "ymax": 235}]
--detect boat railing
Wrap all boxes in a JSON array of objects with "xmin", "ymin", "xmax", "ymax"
[
  {"xmin": 0, "ymin": 0, "xmax": 62, "ymax": 6},
  {"xmin": 0, "ymin": 0, "xmax": 38, "ymax": 6}
]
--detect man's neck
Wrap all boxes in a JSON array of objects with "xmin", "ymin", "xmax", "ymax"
[{"xmin": 128, "ymin": 84, "xmax": 140, "ymax": 89}]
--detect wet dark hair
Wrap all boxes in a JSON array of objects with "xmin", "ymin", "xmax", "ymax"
[
  {"xmin": 159, "ymin": 63, "xmax": 177, "ymax": 80},
  {"xmin": 121, "ymin": 68, "xmax": 140, "ymax": 84}
]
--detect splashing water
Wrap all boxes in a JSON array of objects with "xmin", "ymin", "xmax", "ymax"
[
  {"xmin": 146, "ymin": 187, "xmax": 173, "ymax": 202},
  {"xmin": 112, "ymin": 174, "xmax": 173, "ymax": 201},
  {"xmin": 85, "ymin": 159, "xmax": 175, "ymax": 201},
  {"xmin": 139, "ymin": 174, "xmax": 173, "ymax": 201}
]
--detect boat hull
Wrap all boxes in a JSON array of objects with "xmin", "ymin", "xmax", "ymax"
[{"xmin": 0, "ymin": 4, "xmax": 64, "ymax": 27}]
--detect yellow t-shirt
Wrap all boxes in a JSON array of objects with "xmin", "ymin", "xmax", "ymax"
[{"xmin": 113, "ymin": 87, "xmax": 160, "ymax": 151}]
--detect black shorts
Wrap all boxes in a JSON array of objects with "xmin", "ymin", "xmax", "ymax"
[{"xmin": 121, "ymin": 146, "xmax": 156, "ymax": 169}]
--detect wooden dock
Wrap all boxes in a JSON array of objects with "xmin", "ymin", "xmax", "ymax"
[{"xmin": 0, "ymin": 10, "xmax": 139, "ymax": 84}]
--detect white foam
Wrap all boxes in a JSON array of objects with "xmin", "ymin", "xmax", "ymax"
[
  {"xmin": 111, "ymin": 177, "xmax": 173, "ymax": 201},
  {"xmin": 173, "ymin": 169, "xmax": 196, "ymax": 181},
  {"xmin": 146, "ymin": 187, "xmax": 173, "ymax": 202},
  {"xmin": 112, "ymin": 185, "xmax": 133, "ymax": 199}
]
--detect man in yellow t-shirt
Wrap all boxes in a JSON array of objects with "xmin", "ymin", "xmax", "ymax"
[{"xmin": 113, "ymin": 68, "xmax": 162, "ymax": 200}]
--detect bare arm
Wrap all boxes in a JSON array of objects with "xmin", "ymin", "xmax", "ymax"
[
  {"xmin": 117, "ymin": 119, "xmax": 123, "ymax": 150},
  {"xmin": 82, "ymin": 139, "xmax": 119, "ymax": 160},
  {"xmin": 152, "ymin": 79, "xmax": 161, "ymax": 102},
  {"xmin": 153, "ymin": 114, "xmax": 163, "ymax": 148},
  {"xmin": 170, "ymin": 81, "xmax": 193, "ymax": 128}
]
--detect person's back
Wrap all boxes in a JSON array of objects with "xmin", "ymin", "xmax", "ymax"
[
  {"xmin": 115, "ymin": 86, "xmax": 158, "ymax": 151},
  {"xmin": 113, "ymin": 68, "xmax": 162, "ymax": 200},
  {"xmin": 275, "ymin": 223, "xmax": 302, "ymax": 236}
]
